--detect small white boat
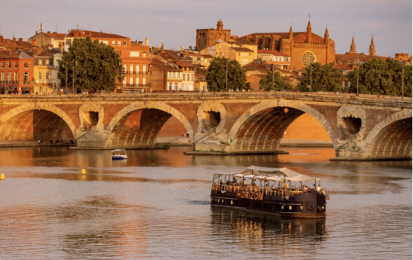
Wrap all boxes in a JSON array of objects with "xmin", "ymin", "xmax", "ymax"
[{"xmin": 111, "ymin": 149, "xmax": 128, "ymax": 160}]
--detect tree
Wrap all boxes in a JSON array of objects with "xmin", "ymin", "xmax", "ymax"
[
  {"xmin": 58, "ymin": 37, "xmax": 123, "ymax": 92},
  {"xmin": 206, "ymin": 57, "xmax": 249, "ymax": 91},
  {"xmin": 259, "ymin": 70, "xmax": 294, "ymax": 91},
  {"xmin": 298, "ymin": 62, "xmax": 344, "ymax": 92},
  {"xmin": 347, "ymin": 58, "xmax": 412, "ymax": 97}
]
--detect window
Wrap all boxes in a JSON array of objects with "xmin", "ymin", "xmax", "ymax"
[
  {"xmin": 1, "ymin": 62, "xmax": 3, "ymax": 68},
  {"xmin": 136, "ymin": 77, "xmax": 139, "ymax": 85},
  {"xmin": 130, "ymin": 77, "xmax": 133, "ymax": 85},
  {"xmin": 24, "ymin": 72, "xmax": 29, "ymax": 82},
  {"xmin": 118, "ymin": 41, "xmax": 121, "ymax": 46},
  {"xmin": 38, "ymin": 60, "xmax": 43, "ymax": 65},
  {"xmin": 14, "ymin": 62, "xmax": 18, "ymax": 68},
  {"xmin": 130, "ymin": 64, "xmax": 133, "ymax": 73},
  {"xmin": 143, "ymin": 52, "xmax": 147, "ymax": 57},
  {"xmin": 136, "ymin": 65, "xmax": 140, "ymax": 73},
  {"xmin": 112, "ymin": 41, "xmax": 115, "ymax": 46},
  {"xmin": 7, "ymin": 72, "xmax": 11, "ymax": 83},
  {"xmin": 249, "ymin": 53, "xmax": 251, "ymax": 57},
  {"xmin": 142, "ymin": 77, "xmax": 146, "ymax": 86},
  {"xmin": 238, "ymin": 53, "xmax": 240, "ymax": 56},
  {"xmin": 123, "ymin": 41, "xmax": 127, "ymax": 46},
  {"xmin": 8, "ymin": 62, "xmax": 11, "ymax": 67},
  {"xmin": 130, "ymin": 51, "xmax": 140, "ymax": 57},
  {"xmin": 1, "ymin": 72, "xmax": 3, "ymax": 81},
  {"xmin": 24, "ymin": 63, "xmax": 29, "ymax": 69},
  {"xmin": 46, "ymin": 72, "xmax": 50, "ymax": 80},
  {"xmin": 39, "ymin": 72, "xmax": 42, "ymax": 80},
  {"xmin": 143, "ymin": 65, "xmax": 146, "ymax": 73},
  {"xmin": 14, "ymin": 72, "xmax": 18, "ymax": 82},
  {"xmin": 66, "ymin": 39, "xmax": 71, "ymax": 46},
  {"xmin": 183, "ymin": 74, "xmax": 186, "ymax": 81},
  {"xmin": 45, "ymin": 60, "xmax": 49, "ymax": 65}
]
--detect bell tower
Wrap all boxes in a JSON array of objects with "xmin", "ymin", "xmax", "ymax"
[
  {"xmin": 349, "ymin": 36, "xmax": 357, "ymax": 53},
  {"xmin": 217, "ymin": 19, "xmax": 223, "ymax": 31}
]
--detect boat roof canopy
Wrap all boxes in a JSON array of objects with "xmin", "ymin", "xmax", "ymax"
[{"xmin": 215, "ymin": 165, "xmax": 319, "ymax": 182}]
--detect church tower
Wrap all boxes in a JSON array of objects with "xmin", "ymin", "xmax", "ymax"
[
  {"xmin": 369, "ymin": 35, "xmax": 376, "ymax": 56},
  {"xmin": 289, "ymin": 25, "xmax": 294, "ymax": 68},
  {"xmin": 306, "ymin": 20, "xmax": 312, "ymax": 43},
  {"xmin": 217, "ymin": 19, "xmax": 223, "ymax": 30},
  {"xmin": 349, "ymin": 36, "xmax": 357, "ymax": 53},
  {"xmin": 324, "ymin": 27, "xmax": 329, "ymax": 44}
]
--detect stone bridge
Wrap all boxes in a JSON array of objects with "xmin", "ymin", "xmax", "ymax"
[{"xmin": 0, "ymin": 92, "xmax": 411, "ymax": 161}]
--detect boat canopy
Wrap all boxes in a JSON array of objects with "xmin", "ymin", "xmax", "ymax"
[{"xmin": 214, "ymin": 165, "xmax": 319, "ymax": 182}]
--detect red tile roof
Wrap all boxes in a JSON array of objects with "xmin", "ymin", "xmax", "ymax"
[
  {"xmin": 65, "ymin": 30, "xmax": 129, "ymax": 39},
  {"xmin": 230, "ymin": 47, "xmax": 254, "ymax": 53},
  {"xmin": 258, "ymin": 50, "xmax": 288, "ymax": 57}
]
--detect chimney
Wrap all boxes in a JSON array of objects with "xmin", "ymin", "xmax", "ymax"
[
  {"xmin": 18, "ymin": 38, "xmax": 23, "ymax": 46},
  {"xmin": 0, "ymin": 35, "xmax": 3, "ymax": 43},
  {"xmin": 189, "ymin": 46, "xmax": 193, "ymax": 50},
  {"xmin": 36, "ymin": 31, "xmax": 38, "ymax": 34},
  {"xmin": 32, "ymin": 39, "xmax": 37, "ymax": 46},
  {"xmin": 13, "ymin": 37, "xmax": 16, "ymax": 43},
  {"xmin": 162, "ymin": 43, "xmax": 165, "ymax": 50}
]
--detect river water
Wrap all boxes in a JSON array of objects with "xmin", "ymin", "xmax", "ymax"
[{"xmin": 0, "ymin": 147, "xmax": 411, "ymax": 259}]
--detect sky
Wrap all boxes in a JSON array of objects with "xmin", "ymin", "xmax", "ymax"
[{"xmin": 1, "ymin": 0, "xmax": 412, "ymax": 57}]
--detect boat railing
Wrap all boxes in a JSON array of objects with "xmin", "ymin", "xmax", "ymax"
[{"xmin": 212, "ymin": 184, "xmax": 327, "ymax": 199}]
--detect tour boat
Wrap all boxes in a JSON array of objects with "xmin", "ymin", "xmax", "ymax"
[
  {"xmin": 111, "ymin": 149, "xmax": 128, "ymax": 160},
  {"xmin": 210, "ymin": 166, "xmax": 329, "ymax": 219}
]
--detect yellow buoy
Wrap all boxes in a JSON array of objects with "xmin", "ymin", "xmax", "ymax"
[
  {"xmin": 81, "ymin": 169, "xmax": 87, "ymax": 175},
  {"xmin": 0, "ymin": 174, "xmax": 5, "ymax": 180}
]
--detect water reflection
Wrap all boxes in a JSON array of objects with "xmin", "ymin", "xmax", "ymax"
[{"xmin": 210, "ymin": 207, "xmax": 326, "ymax": 256}]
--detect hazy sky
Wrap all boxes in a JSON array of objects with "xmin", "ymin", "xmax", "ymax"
[{"xmin": 2, "ymin": 0, "xmax": 412, "ymax": 56}]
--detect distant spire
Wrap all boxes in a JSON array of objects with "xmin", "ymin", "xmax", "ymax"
[
  {"xmin": 350, "ymin": 35, "xmax": 357, "ymax": 53},
  {"xmin": 369, "ymin": 35, "xmax": 376, "ymax": 56},
  {"xmin": 307, "ymin": 20, "xmax": 312, "ymax": 30},
  {"xmin": 306, "ymin": 20, "xmax": 312, "ymax": 43}
]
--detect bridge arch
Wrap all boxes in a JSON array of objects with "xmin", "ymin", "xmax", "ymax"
[
  {"xmin": 365, "ymin": 109, "xmax": 412, "ymax": 159},
  {"xmin": 105, "ymin": 102, "xmax": 194, "ymax": 148},
  {"xmin": 0, "ymin": 103, "xmax": 76, "ymax": 141},
  {"xmin": 227, "ymin": 100, "xmax": 339, "ymax": 153}
]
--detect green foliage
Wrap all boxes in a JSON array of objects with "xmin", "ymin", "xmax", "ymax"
[
  {"xmin": 298, "ymin": 62, "xmax": 344, "ymax": 92},
  {"xmin": 206, "ymin": 57, "xmax": 249, "ymax": 91},
  {"xmin": 58, "ymin": 37, "xmax": 123, "ymax": 92},
  {"xmin": 259, "ymin": 71, "xmax": 294, "ymax": 91},
  {"xmin": 347, "ymin": 58, "xmax": 412, "ymax": 97}
]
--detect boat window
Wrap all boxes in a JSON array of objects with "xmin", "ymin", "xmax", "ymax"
[
  {"xmin": 255, "ymin": 202, "xmax": 258, "ymax": 208},
  {"xmin": 264, "ymin": 203, "xmax": 267, "ymax": 209},
  {"xmin": 247, "ymin": 201, "xmax": 250, "ymax": 207}
]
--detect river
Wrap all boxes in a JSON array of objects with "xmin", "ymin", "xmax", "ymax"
[{"xmin": 0, "ymin": 147, "xmax": 411, "ymax": 259}]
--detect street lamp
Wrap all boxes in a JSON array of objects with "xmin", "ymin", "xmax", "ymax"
[
  {"xmin": 309, "ymin": 63, "xmax": 312, "ymax": 92},
  {"xmin": 225, "ymin": 58, "xmax": 228, "ymax": 92},
  {"xmin": 72, "ymin": 59, "xmax": 76, "ymax": 93},
  {"xmin": 356, "ymin": 58, "xmax": 359, "ymax": 96},
  {"xmin": 400, "ymin": 59, "xmax": 404, "ymax": 100}
]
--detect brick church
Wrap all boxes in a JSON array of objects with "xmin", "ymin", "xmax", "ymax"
[{"xmin": 196, "ymin": 19, "xmax": 336, "ymax": 71}]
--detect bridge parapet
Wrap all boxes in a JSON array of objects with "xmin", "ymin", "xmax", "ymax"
[{"xmin": 0, "ymin": 92, "xmax": 410, "ymax": 161}]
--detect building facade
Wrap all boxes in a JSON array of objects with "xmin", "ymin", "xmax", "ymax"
[
  {"xmin": 33, "ymin": 48, "xmax": 62, "ymax": 94},
  {"xmin": 0, "ymin": 51, "xmax": 34, "ymax": 94},
  {"xmin": 64, "ymin": 30, "xmax": 151, "ymax": 93},
  {"xmin": 196, "ymin": 19, "xmax": 231, "ymax": 50},
  {"xmin": 238, "ymin": 21, "xmax": 336, "ymax": 70}
]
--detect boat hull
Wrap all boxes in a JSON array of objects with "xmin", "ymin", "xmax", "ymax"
[
  {"xmin": 210, "ymin": 189, "xmax": 327, "ymax": 219},
  {"xmin": 112, "ymin": 155, "xmax": 128, "ymax": 160}
]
